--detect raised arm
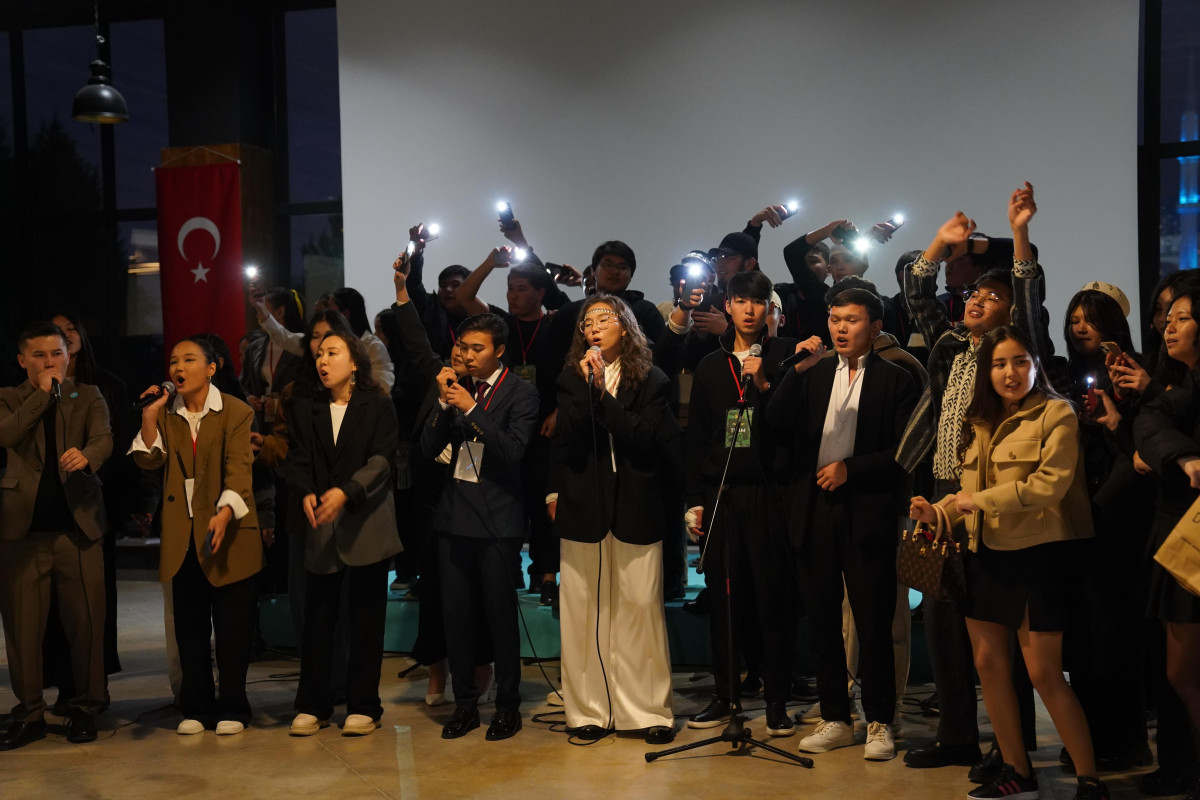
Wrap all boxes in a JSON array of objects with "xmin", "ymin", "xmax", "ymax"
[
  {"xmin": 1005, "ymin": 182, "xmax": 1053, "ymax": 361},
  {"xmin": 457, "ymin": 247, "xmax": 515, "ymax": 316},
  {"xmin": 905, "ymin": 212, "xmax": 976, "ymax": 346}
]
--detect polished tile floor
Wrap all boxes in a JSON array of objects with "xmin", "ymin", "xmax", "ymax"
[{"xmin": 0, "ymin": 581, "xmax": 1159, "ymax": 799}]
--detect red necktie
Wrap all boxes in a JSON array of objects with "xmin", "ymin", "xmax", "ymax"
[{"xmin": 475, "ymin": 380, "xmax": 490, "ymax": 405}]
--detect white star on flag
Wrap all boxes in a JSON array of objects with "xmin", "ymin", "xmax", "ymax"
[{"xmin": 191, "ymin": 263, "xmax": 210, "ymax": 283}]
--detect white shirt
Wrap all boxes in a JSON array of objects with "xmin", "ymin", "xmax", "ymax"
[
  {"xmin": 816, "ymin": 353, "xmax": 868, "ymax": 468},
  {"xmin": 440, "ymin": 365, "xmax": 506, "ymax": 413},
  {"xmin": 329, "ymin": 401, "xmax": 348, "ymax": 445},
  {"xmin": 126, "ymin": 382, "xmax": 250, "ymax": 520}
]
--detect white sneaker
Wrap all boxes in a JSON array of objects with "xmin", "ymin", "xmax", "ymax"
[
  {"xmin": 799, "ymin": 700, "xmax": 859, "ymax": 725},
  {"xmin": 546, "ymin": 690, "xmax": 565, "ymax": 707},
  {"xmin": 424, "ymin": 692, "xmax": 446, "ymax": 707},
  {"xmin": 341, "ymin": 714, "xmax": 378, "ymax": 736},
  {"xmin": 176, "ymin": 718, "xmax": 204, "ymax": 735},
  {"xmin": 214, "ymin": 720, "xmax": 245, "ymax": 735},
  {"xmin": 863, "ymin": 721, "xmax": 895, "ymax": 760},
  {"xmin": 798, "ymin": 719, "xmax": 855, "ymax": 753},
  {"xmin": 289, "ymin": 713, "xmax": 328, "ymax": 736}
]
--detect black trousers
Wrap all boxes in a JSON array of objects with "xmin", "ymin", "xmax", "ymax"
[
  {"xmin": 295, "ymin": 558, "xmax": 390, "ymax": 721},
  {"xmin": 439, "ymin": 534, "xmax": 522, "ymax": 712},
  {"xmin": 172, "ymin": 546, "xmax": 258, "ymax": 726},
  {"xmin": 800, "ymin": 490, "xmax": 897, "ymax": 725},
  {"xmin": 522, "ymin": 435, "xmax": 558, "ymax": 579},
  {"xmin": 703, "ymin": 483, "xmax": 794, "ymax": 705}
]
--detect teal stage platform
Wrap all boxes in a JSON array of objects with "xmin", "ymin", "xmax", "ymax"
[{"xmin": 258, "ymin": 553, "xmax": 932, "ymax": 682}]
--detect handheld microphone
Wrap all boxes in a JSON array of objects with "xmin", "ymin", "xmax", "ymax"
[
  {"xmin": 134, "ymin": 381, "xmax": 176, "ymax": 410},
  {"xmin": 587, "ymin": 344, "xmax": 603, "ymax": 383},
  {"xmin": 779, "ymin": 347, "xmax": 815, "ymax": 370},
  {"xmin": 50, "ymin": 377, "xmax": 61, "ymax": 401},
  {"xmin": 740, "ymin": 343, "xmax": 762, "ymax": 393}
]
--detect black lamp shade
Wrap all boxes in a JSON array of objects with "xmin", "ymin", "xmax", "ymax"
[{"xmin": 72, "ymin": 59, "xmax": 129, "ymax": 123}]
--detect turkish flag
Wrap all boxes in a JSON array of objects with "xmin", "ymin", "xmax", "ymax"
[{"xmin": 155, "ymin": 162, "xmax": 246, "ymax": 370}]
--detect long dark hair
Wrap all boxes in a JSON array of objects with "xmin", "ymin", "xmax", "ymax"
[
  {"xmin": 50, "ymin": 311, "xmax": 99, "ymax": 384},
  {"xmin": 293, "ymin": 309, "xmax": 356, "ymax": 398},
  {"xmin": 265, "ymin": 287, "xmax": 305, "ymax": 333},
  {"xmin": 330, "ymin": 287, "xmax": 371, "ymax": 338},
  {"xmin": 959, "ymin": 325, "xmax": 1066, "ymax": 463},
  {"xmin": 564, "ymin": 294, "xmax": 653, "ymax": 390},
  {"xmin": 194, "ymin": 333, "xmax": 246, "ymax": 401},
  {"xmin": 311, "ymin": 330, "xmax": 384, "ymax": 400},
  {"xmin": 1156, "ymin": 285, "xmax": 1200, "ymax": 387},
  {"xmin": 1063, "ymin": 290, "xmax": 1134, "ymax": 364}
]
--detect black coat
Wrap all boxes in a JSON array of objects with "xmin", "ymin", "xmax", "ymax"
[
  {"xmin": 766, "ymin": 350, "xmax": 918, "ymax": 547},
  {"xmin": 551, "ymin": 365, "xmax": 678, "ymax": 545}
]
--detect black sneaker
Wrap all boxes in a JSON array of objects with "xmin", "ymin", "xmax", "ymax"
[
  {"xmin": 738, "ymin": 672, "xmax": 763, "ymax": 698},
  {"xmin": 687, "ymin": 695, "xmax": 734, "ymax": 729},
  {"xmin": 967, "ymin": 763, "xmax": 1039, "ymax": 800},
  {"xmin": 1073, "ymin": 776, "xmax": 1109, "ymax": 800},
  {"xmin": 764, "ymin": 702, "xmax": 794, "ymax": 737},
  {"xmin": 539, "ymin": 581, "xmax": 558, "ymax": 607},
  {"xmin": 970, "ymin": 742, "xmax": 1005, "ymax": 784}
]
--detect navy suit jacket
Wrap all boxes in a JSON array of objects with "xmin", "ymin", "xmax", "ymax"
[{"xmin": 420, "ymin": 368, "xmax": 540, "ymax": 539}]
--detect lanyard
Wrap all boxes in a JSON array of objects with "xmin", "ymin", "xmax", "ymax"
[
  {"xmin": 478, "ymin": 368, "xmax": 510, "ymax": 412},
  {"xmin": 727, "ymin": 355, "xmax": 746, "ymax": 404},
  {"xmin": 517, "ymin": 315, "xmax": 544, "ymax": 364},
  {"xmin": 448, "ymin": 323, "xmax": 457, "ymax": 346}
]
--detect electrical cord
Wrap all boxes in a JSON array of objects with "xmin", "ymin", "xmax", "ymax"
[{"xmin": 582, "ymin": 370, "xmax": 614, "ymax": 738}]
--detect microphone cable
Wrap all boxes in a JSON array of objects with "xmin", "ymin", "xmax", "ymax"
[{"xmin": 580, "ymin": 363, "xmax": 615, "ymax": 742}]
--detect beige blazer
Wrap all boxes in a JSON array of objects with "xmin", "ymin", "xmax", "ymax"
[
  {"xmin": 132, "ymin": 393, "xmax": 262, "ymax": 586},
  {"xmin": 940, "ymin": 393, "xmax": 1093, "ymax": 552},
  {"xmin": 0, "ymin": 380, "xmax": 112, "ymax": 541}
]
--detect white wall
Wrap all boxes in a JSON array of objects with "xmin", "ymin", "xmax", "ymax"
[{"xmin": 338, "ymin": 0, "xmax": 1141, "ymax": 346}]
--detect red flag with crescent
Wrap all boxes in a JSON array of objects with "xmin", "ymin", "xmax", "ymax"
[{"xmin": 155, "ymin": 162, "xmax": 246, "ymax": 370}]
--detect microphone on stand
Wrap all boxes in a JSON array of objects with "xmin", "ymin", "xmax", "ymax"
[
  {"xmin": 50, "ymin": 377, "xmax": 61, "ymax": 402},
  {"xmin": 739, "ymin": 343, "xmax": 762, "ymax": 394},
  {"xmin": 133, "ymin": 381, "xmax": 177, "ymax": 410}
]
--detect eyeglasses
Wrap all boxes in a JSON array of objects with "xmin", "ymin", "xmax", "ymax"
[
  {"xmin": 962, "ymin": 289, "xmax": 1006, "ymax": 307},
  {"xmin": 579, "ymin": 315, "xmax": 620, "ymax": 333}
]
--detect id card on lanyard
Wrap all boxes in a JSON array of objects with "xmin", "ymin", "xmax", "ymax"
[{"xmin": 725, "ymin": 355, "xmax": 753, "ymax": 448}]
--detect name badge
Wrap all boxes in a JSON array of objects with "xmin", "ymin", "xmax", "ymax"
[
  {"xmin": 453, "ymin": 441, "xmax": 485, "ymax": 483},
  {"xmin": 724, "ymin": 408, "xmax": 753, "ymax": 448},
  {"xmin": 513, "ymin": 364, "xmax": 537, "ymax": 386},
  {"xmin": 184, "ymin": 477, "xmax": 196, "ymax": 519}
]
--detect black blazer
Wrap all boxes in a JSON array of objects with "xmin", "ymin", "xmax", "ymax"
[
  {"xmin": 420, "ymin": 369, "xmax": 540, "ymax": 539},
  {"xmin": 282, "ymin": 390, "xmax": 401, "ymax": 573},
  {"xmin": 766, "ymin": 350, "xmax": 918, "ymax": 547},
  {"xmin": 551, "ymin": 365, "xmax": 679, "ymax": 546}
]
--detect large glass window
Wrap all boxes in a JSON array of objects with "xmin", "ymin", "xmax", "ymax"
[
  {"xmin": 285, "ymin": 8, "xmax": 341, "ymax": 204},
  {"xmin": 289, "ymin": 212, "xmax": 343, "ymax": 307},
  {"xmin": 110, "ymin": 19, "xmax": 167, "ymax": 210},
  {"xmin": 23, "ymin": 26, "xmax": 103, "ymax": 187},
  {"xmin": 0, "ymin": 34, "xmax": 13, "ymax": 217}
]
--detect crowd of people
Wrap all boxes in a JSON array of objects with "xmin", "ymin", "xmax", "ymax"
[{"xmin": 1, "ymin": 183, "xmax": 1199, "ymax": 800}]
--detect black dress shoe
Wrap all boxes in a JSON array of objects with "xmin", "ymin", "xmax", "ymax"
[
  {"xmin": 485, "ymin": 709, "xmax": 522, "ymax": 741},
  {"xmin": 765, "ymin": 702, "xmax": 795, "ymax": 737},
  {"xmin": 687, "ymin": 695, "xmax": 735, "ymax": 729},
  {"xmin": 0, "ymin": 719, "xmax": 47, "ymax": 751},
  {"xmin": 441, "ymin": 707, "xmax": 480, "ymax": 739},
  {"xmin": 66, "ymin": 712, "xmax": 98, "ymax": 744},
  {"xmin": 682, "ymin": 588, "xmax": 709, "ymax": 615},
  {"xmin": 968, "ymin": 742, "xmax": 1005, "ymax": 784},
  {"xmin": 645, "ymin": 725, "xmax": 675, "ymax": 744},
  {"xmin": 571, "ymin": 724, "xmax": 609, "ymax": 741},
  {"xmin": 539, "ymin": 581, "xmax": 558, "ymax": 607},
  {"xmin": 903, "ymin": 740, "xmax": 983, "ymax": 768},
  {"xmin": 738, "ymin": 672, "xmax": 763, "ymax": 698}
]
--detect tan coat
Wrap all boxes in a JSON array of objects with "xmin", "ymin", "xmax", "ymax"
[
  {"xmin": 132, "ymin": 394, "xmax": 262, "ymax": 586},
  {"xmin": 940, "ymin": 393, "xmax": 1093, "ymax": 552}
]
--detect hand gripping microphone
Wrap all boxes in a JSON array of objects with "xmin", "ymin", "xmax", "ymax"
[
  {"xmin": 587, "ymin": 345, "xmax": 603, "ymax": 383},
  {"xmin": 134, "ymin": 381, "xmax": 177, "ymax": 410},
  {"xmin": 740, "ymin": 343, "xmax": 762, "ymax": 393},
  {"xmin": 778, "ymin": 346, "xmax": 814, "ymax": 370}
]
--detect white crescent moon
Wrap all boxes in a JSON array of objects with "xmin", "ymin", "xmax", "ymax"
[{"xmin": 177, "ymin": 217, "xmax": 221, "ymax": 260}]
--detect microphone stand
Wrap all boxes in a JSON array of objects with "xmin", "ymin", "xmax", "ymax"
[{"xmin": 646, "ymin": 391, "xmax": 812, "ymax": 768}]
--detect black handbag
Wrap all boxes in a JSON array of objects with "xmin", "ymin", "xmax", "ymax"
[{"xmin": 897, "ymin": 504, "xmax": 965, "ymax": 603}]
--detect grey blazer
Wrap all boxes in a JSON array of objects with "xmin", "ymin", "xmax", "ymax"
[{"xmin": 282, "ymin": 391, "xmax": 402, "ymax": 574}]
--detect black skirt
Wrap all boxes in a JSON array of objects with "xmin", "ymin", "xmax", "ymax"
[
  {"xmin": 964, "ymin": 538, "xmax": 1086, "ymax": 632},
  {"xmin": 1144, "ymin": 505, "xmax": 1200, "ymax": 624}
]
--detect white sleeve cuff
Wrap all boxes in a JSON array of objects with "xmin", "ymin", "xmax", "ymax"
[
  {"xmin": 667, "ymin": 314, "xmax": 693, "ymax": 335},
  {"xmin": 910, "ymin": 255, "xmax": 939, "ymax": 277},
  {"xmin": 127, "ymin": 430, "xmax": 165, "ymax": 456},
  {"xmin": 1012, "ymin": 257, "xmax": 1038, "ymax": 279},
  {"xmin": 545, "ymin": 493, "xmax": 559, "ymax": 505},
  {"xmin": 216, "ymin": 489, "xmax": 250, "ymax": 520}
]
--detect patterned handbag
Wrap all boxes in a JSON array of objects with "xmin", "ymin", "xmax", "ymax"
[{"xmin": 897, "ymin": 504, "xmax": 965, "ymax": 603}]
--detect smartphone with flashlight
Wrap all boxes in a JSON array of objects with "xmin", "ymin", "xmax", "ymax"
[
  {"xmin": 545, "ymin": 262, "xmax": 565, "ymax": 280},
  {"xmin": 1083, "ymin": 375, "xmax": 1099, "ymax": 416},
  {"xmin": 682, "ymin": 262, "xmax": 707, "ymax": 298},
  {"xmin": 832, "ymin": 224, "xmax": 856, "ymax": 243},
  {"xmin": 778, "ymin": 201, "xmax": 801, "ymax": 221},
  {"xmin": 497, "ymin": 201, "xmax": 515, "ymax": 225},
  {"xmin": 244, "ymin": 266, "xmax": 259, "ymax": 280}
]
